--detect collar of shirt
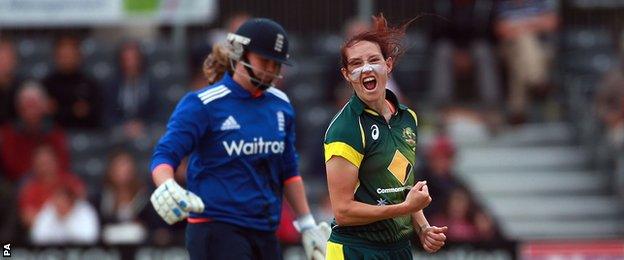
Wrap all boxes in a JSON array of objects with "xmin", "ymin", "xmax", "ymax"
[
  {"xmin": 220, "ymin": 73, "xmax": 264, "ymax": 99},
  {"xmin": 348, "ymin": 89, "xmax": 406, "ymax": 117}
]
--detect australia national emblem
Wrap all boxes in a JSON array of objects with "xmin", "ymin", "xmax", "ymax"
[{"xmin": 402, "ymin": 127, "xmax": 416, "ymax": 149}]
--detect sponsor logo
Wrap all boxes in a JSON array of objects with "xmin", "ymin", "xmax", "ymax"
[
  {"xmin": 376, "ymin": 198, "xmax": 387, "ymax": 206},
  {"xmin": 376, "ymin": 186, "xmax": 410, "ymax": 194},
  {"xmin": 371, "ymin": 124, "xmax": 379, "ymax": 140},
  {"xmin": 223, "ymin": 137, "xmax": 285, "ymax": 156},
  {"xmin": 220, "ymin": 115, "xmax": 241, "ymax": 131},
  {"xmin": 388, "ymin": 150, "xmax": 412, "ymax": 185}
]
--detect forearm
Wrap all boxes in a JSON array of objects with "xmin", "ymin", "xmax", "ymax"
[
  {"xmin": 334, "ymin": 200, "xmax": 411, "ymax": 226},
  {"xmin": 283, "ymin": 177, "xmax": 311, "ymax": 217},
  {"xmin": 411, "ymin": 210, "xmax": 430, "ymax": 235},
  {"xmin": 152, "ymin": 164, "xmax": 175, "ymax": 186}
]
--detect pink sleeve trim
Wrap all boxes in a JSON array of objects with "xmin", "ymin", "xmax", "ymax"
[
  {"xmin": 152, "ymin": 164, "xmax": 174, "ymax": 175},
  {"xmin": 284, "ymin": 175, "xmax": 302, "ymax": 185}
]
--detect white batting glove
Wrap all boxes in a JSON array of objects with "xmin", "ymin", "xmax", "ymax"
[
  {"xmin": 150, "ymin": 179, "xmax": 205, "ymax": 225},
  {"xmin": 294, "ymin": 215, "xmax": 331, "ymax": 260}
]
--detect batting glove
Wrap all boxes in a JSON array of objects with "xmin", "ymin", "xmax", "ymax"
[
  {"xmin": 150, "ymin": 179, "xmax": 205, "ymax": 225},
  {"xmin": 294, "ymin": 214, "xmax": 331, "ymax": 260}
]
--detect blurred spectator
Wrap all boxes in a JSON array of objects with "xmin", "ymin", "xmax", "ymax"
[
  {"xmin": 0, "ymin": 40, "xmax": 21, "ymax": 242},
  {"xmin": 43, "ymin": 35, "xmax": 102, "ymax": 128},
  {"xmin": 473, "ymin": 208, "xmax": 503, "ymax": 242},
  {"xmin": 30, "ymin": 183, "xmax": 99, "ymax": 245},
  {"xmin": 420, "ymin": 135, "xmax": 461, "ymax": 216},
  {"xmin": 276, "ymin": 202, "xmax": 301, "ymax": 246},
  {"xmin": 429, "ymin": 0, "xmax": 501, "ymax": 107},
  {"xmin": 96, "ymin": 150, "xmax": 150, "ymax": 245},
  {"xmin": 188, "ymin": 13, "xmax": 248, "ymax": 91},
  {"xmin": 595, "ymin": 66, "xmax": 624, "ymax": 151},
  {"xmin": 0, "ymin": 170, "xmax": 21, "ymax": 243},
  {"xmin": 494, "ymin": 0, "xmax": 559, "ymax": 124},
  {"xmin": 431, "ymin": 186, "xmax": 479, "ymax": 242},
  {"xmin": 0, "ymin": 38, "xmax": 19, "ymax": 124},
  {"xmin": 0, "ymin": 82, "xmax": 69, "ymax": 182},
  {"xmin": 104, "ymin": 41, "xmax": 156, "ymax": 140},
  {"xmin": 18, "ymin": 145, "xmax": 85, "ymax": 229},
  {"xmin": 423, "ymin": 134, "xmax": 501, "ymax": 243},
  {"xmin": 188, "ymin": 46, "xmax": 212, "ymax": 90},
  {"xmin": 189, "ymin": 42, "xmax": 231, "ymax": 91},
  {"xmin": 595, "ymin": 62, "xmax": 624, "ymax": 196},
  {"xmin": 442, "ymin": 106, "xmax": 498, "ymax": 141}
]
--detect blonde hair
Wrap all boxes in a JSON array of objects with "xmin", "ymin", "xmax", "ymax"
[{"xmin": 203, "ymin": 43, "xmax": 231, "ymax": 84}]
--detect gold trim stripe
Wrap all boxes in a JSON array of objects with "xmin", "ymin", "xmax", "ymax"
[
  {"xmin": 358, "ymin": 117, "xmax": 366, "ymax": 149},
  {"xmin": 364, "ymin": 108, "xmax": 379, "ymax": 116},
  {"xmin": 407, "ymin": 108, "xmax": 418, "ymax": 126}
]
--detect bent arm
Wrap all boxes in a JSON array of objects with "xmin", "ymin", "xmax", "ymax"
[
  {"xmin": 150, "ymin": 93, "xmax": 208, "ymax": 186},
  {"xmin": 326, "ymin": 156, "xmax": 412, "ymax": 226}
]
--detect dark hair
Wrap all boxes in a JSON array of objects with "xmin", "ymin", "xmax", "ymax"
[
  {"xmin": 340, "ymin": 13, "xmax": 414, "ymax": 69},
  {"xmin": 0, "ymin": 37, "xmax": 14, "ymax": 48},
  {"xmin": 104, "ymin": 149, "xmax": 143, "ymax": 196},
  {"xmin": 117, "ymin": 40, "xmax": 147, "ymax": 76},
  {"xmin": 54, "ymin": 34, "xmax": 81, "ymax": 51}
]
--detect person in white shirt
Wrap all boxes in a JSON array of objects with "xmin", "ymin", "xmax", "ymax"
[{"xmin": 30, "ymin": 185, "xmax": 99, "ymax": 245}]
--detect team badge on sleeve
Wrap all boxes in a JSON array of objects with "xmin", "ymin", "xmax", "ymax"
[
  {"xmin": 402, "ymin": 127, "xmax": 416, "ymax": 148},
  {"xmin": 277, "ymin": 111, "xmax": 285, "ymax": 132}
]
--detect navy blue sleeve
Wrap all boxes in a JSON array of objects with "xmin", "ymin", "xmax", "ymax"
[
  {"xmin": 281, "ymin": 109, "xmax": 300, "ymax": 182},
  {"xmin": 150, "ymin": 93, "xmax": 210, "ymax": 172}
]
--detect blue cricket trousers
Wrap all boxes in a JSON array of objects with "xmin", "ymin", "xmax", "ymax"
[{"xmin": 186, "ymin": 221, "xmax": 282, "ymax": 260}]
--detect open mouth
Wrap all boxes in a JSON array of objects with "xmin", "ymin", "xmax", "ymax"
[{"xmin": 362, "ymin": 76, "xmax": 377, "ymax": 91}]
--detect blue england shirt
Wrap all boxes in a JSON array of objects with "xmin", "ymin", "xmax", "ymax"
[{"xmin": 150, "ymin": 73, "xmax": 299, "ymax": 231}]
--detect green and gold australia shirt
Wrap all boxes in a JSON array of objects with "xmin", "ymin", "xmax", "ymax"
[{"xmin": 324, "ymin": 90, "xmax": 419, "ymax": 244}]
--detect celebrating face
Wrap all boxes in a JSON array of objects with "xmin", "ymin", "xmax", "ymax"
[{"xmin": 341, "ymin": 41, "xmax": 393, "ymax": 104}]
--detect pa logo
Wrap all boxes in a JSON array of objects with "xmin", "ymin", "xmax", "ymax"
[{"xmin": 3, "ymin": 243, "xmax": 10, "ymax": 257}]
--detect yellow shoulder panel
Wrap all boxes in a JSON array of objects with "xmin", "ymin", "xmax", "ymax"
[{"xmin": 324, "ymin": 142, "xmax": 364, "ymax": 168}]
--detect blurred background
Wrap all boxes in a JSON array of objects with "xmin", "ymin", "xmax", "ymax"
[{"xmin": 0, "ymin": 0, "xmax": 623, "ymax": 259}]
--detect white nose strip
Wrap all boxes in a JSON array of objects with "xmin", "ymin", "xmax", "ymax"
[{"xmin": 349, "ymin": 63, "xmax": 383, "ymax": 81}]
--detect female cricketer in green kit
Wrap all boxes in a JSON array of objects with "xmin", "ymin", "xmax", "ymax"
[{"xmin": 323, "ymin": 14, "xmax": 448, "ymax": 259}]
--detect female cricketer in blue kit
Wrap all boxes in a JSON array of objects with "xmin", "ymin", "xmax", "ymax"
[{"xmin": 149, "ymin": 18, "xmax": 330, "ymax": 260}]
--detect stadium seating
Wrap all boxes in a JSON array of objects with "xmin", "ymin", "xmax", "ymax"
[{"xmin": 456, "ymin": 122, "xmax": 624, "ymax": 239}]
